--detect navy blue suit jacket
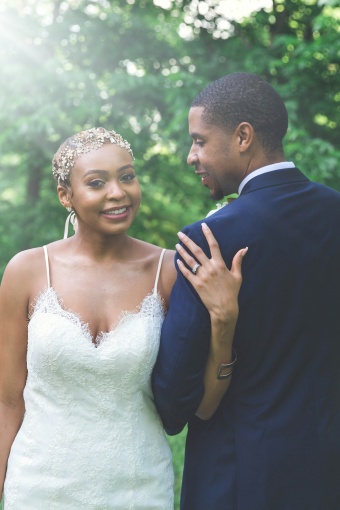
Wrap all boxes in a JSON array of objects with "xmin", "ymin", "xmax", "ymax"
[{"xmin": 153, "ymin": 168, "xmax": 340, "ymax": 510}]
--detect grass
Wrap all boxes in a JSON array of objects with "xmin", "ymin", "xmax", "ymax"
[
  {"xmin": 0, "ymin": 429, "xmax": 187, "ymax": 510},
  {"xmin": 167, "ymin": 427, "xmax": 187, "ymax": 509}
]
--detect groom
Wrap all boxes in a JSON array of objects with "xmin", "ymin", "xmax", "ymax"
[{"xmin": 153, "ymin": 73, "xmax": 340, "ymax": 510}]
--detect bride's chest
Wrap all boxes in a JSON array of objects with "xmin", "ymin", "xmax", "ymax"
[{"xmin": 27, "ymin": 288, "xmax": 164, "ymax": 388}]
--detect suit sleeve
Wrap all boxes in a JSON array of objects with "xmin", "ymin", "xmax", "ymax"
[{"xmin": 152, "ymin": 224, "xmax": 211, "ymax": 435}]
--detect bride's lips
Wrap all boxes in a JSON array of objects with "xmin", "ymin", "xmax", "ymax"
[{"xmin": 100, "ymin": 206, "xmax": 130, "ymax": 220}]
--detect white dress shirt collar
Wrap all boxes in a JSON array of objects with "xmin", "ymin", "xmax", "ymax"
[{"xmin": 238, "ymin": 161, "xmax": 295, "ymax": 195}]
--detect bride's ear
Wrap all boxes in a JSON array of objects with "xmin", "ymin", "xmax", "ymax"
[{"xmin": 57, "ymin": 182, "xmax": 73, "ymax": 210}]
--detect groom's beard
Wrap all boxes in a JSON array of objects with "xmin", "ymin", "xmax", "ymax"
[{"xmin": 210, "ymin": 189, "xmax": 224, "ymax": 201}]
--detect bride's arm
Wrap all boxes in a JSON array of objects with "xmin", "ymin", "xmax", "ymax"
[
  {"xmin": 176, "ymin": 223, "xmax": 247, "ymax": 420},
  {"xmin": 0, "ymin": 255, "xmax": 29, "ymax": 498}
]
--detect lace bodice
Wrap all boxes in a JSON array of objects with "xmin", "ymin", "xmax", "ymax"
[{"xmin": 4, "ymin": 248, "xmax": 174, "ymax": 509}]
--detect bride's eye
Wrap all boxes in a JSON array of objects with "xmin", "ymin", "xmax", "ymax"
[
  {"xmin": 120, "ymin": 173, "xmax": 136, "ymax": 183},
  {"xmin": 88, "ymin": 179, "xmax": 105, "ymax": 188}
]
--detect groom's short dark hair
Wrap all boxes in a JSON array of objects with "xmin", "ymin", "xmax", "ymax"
[{"xmin": 191, "ymin": 73, "xmax": 288, "ymax": 154}]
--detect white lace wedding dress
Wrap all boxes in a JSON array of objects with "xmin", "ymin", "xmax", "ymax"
[{"xmin": 4, "ymin": 247, "xmax": 174, "ymax": 509}]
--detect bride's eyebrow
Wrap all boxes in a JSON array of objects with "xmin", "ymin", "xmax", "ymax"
[
  {"xmin": 83, "ymin": 165, "xmax": 135, "ymax": 178},
  {"xmin": 83, "ymin": 169, "xmax": 108, "ymax": 177},
  {"xmin": 117, "ymin": 164, "xmax": 135, "ymax": 172}
]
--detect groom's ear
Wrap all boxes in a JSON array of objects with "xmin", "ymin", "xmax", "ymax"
[{"xmin": 236, "ymin": 123, "xmax": 254, "ymax": 152}]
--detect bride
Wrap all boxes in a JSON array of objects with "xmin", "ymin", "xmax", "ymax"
[{"xmin": 0, "ymin": 127, "xmax": 246, "ymax": 509}]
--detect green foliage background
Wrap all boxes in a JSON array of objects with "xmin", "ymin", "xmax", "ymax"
[
  {"xmin": 0, "ymin": 0, "xmax": 339, "ymax": 276},
  {"xmin": 0, "ymin": 0, "xmax": 339, "ymax": 507}
]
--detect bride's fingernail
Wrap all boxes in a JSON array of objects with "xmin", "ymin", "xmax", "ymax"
[
  {"xmin": 177, "ymin": 232, "xmax": 185, "ymax": 239},
  {"xmin": 201, "ymin": 222, "xmax": 208, "ymax": 229},
  {"xmin": 176, "ymin": 243, "xmax": 182, "ymax": 251}
]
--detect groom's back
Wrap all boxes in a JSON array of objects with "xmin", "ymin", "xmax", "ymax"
[{"xmin": 181, "ymin": 172, "xmax": 340, "ymax": 510}]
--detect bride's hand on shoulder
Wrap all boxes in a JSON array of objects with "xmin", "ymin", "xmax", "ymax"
[{"xmin": 176, "ymin": 223, "xmax": 248, "ymax": 324}]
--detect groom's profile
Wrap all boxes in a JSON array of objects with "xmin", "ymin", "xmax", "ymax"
[{"xmin": 153, "ymin": 73, "xmax": 340, "ymax": 510}]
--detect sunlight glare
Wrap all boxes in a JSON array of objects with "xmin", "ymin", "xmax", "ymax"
[{"xmin": 216, "ymin": 0, "xmax": 273, "ymax": 22}]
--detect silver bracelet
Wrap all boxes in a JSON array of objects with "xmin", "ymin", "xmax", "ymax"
[{"xmin": 216, "ymin": 348, "xmax": 237, "ymax": 380}]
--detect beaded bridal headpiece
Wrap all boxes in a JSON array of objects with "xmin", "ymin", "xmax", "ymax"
[{"xmin": 52, "ymin": 127, "xmax": 134, "ymax": 181}]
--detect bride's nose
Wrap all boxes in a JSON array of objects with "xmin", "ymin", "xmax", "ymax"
[{"xmin": 106, "ymin": 181, "xmax": 126, "ymax": 200}]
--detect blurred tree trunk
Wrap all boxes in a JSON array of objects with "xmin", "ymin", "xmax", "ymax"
[{"xmin": 26, "ymin": 163, "xmax": 42, "ymax": 204}]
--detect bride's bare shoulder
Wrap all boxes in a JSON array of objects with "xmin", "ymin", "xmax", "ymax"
[
  {"xmin": 1, "ymin": 246, "xmax": 49, "ymax": 299},
  {"xmin": 130, "ymin": 238, "xmax": 174, "ymax": 265},
  {"xmin": 130, "ymin": 239, "xmax": 176, "ymax": 305},
  {"xmin": 4, "ymin": 246, "xmax": 45, "ymax": 274}
]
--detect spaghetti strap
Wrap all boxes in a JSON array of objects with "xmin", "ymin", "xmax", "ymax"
[
  {"xmin": 43, "ymin": 245, "xmax": 51, "ymax": 288},
  {"xmin": 153, "ymin": 249, "xmax": 166, "ymax": 296}
]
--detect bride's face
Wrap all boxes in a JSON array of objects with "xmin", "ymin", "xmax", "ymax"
[{"xmin": 61, "ymin": 143, "xmax": 141, "ymax": 237}]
